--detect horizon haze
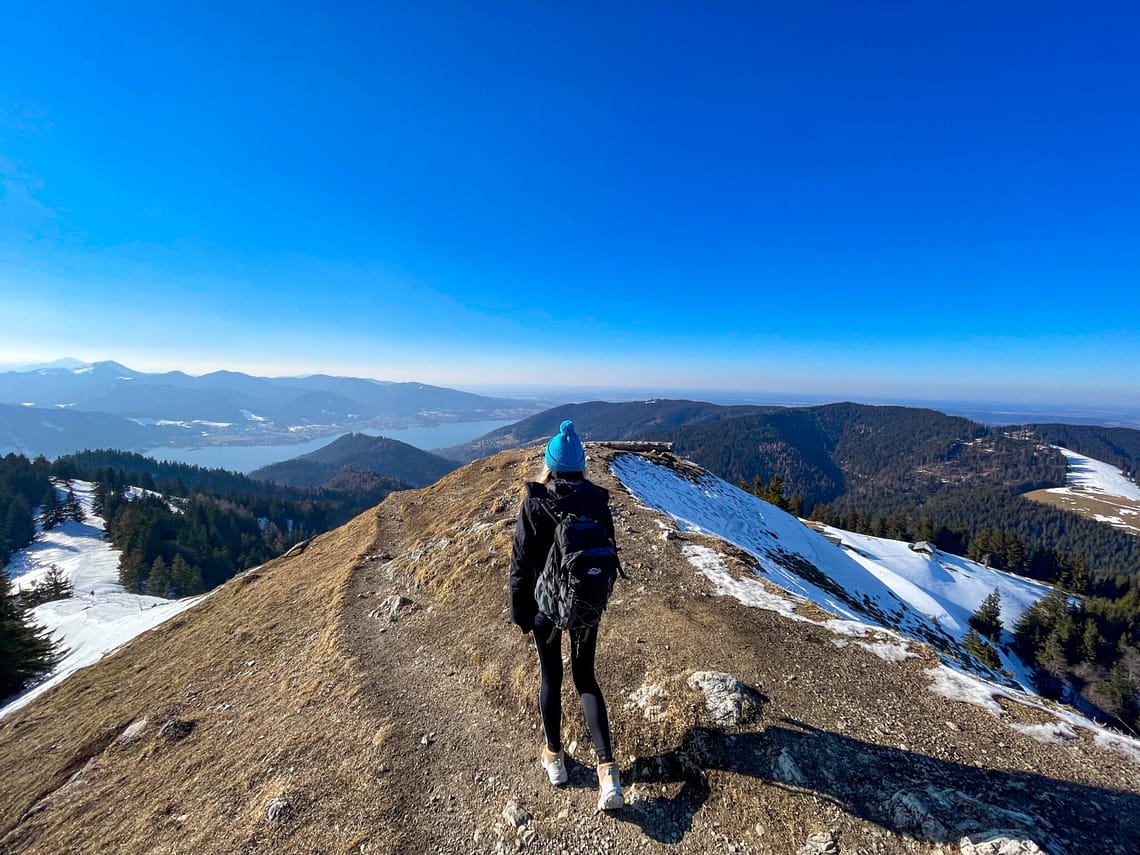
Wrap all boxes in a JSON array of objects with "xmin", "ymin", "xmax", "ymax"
[{"xmin": 2, "ymin": 4, "xmax": 1138, "ymax": 408}]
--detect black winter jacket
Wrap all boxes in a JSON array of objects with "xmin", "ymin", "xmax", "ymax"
[{"xmin": 509, "ymin": 476, "xmax": 618, "ymax": 631}]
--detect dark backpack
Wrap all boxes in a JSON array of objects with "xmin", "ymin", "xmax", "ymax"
[{"xmin": 534, "ymin": 503, "xmax": 620, "ymax": 632}]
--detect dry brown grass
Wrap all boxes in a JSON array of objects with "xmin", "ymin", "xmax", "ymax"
[
  {"xmin": 1024, "ymin": 487, "xmax": 1140, "ymax": 534},
  {"xmin": 0, "ymin": 510, "xmax": 390, "ymax": 854},
  {"xmin": 3, "ymin": 446, "xmax": 1139, "ymax": 854}
]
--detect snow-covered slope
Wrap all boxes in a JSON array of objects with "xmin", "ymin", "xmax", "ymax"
[
  {"xmin": 1055, "ymin": 447, "xmax": 1140, "ymax": 500},
  {"xmin": 1030, "ymin": 447, "xmax": 1140, "ymax": 533},
  {"xmin": 610, "ymin": 453, "xmax": 1140, "ymax": 763},
  {"xmin": 1, "ymin": 480, "xmax": 202, "ymax": 720},
  {"xmin": 609, "ymin": 454, "xmax": 1049, "ymax": 688}
]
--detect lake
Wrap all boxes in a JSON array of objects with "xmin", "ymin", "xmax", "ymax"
[{"xmin": 143, "ymin": 419, "xmax": 516, "ymax": 473}]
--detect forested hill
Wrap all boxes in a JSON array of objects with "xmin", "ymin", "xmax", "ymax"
[
  {"xmin": 652, "ymin": 404, "xmax": 1140, "ymax": 585},
  {"xmin": 654, "ymin": 403, "xmax": 1056, "ymax": 508},
  {"xmin": 443, "ymin": 399, "xmax": 773, "ymax": 462},
  {"xmin": 248, "ymin": 433, "xmax": 459, "ymax": 489}
]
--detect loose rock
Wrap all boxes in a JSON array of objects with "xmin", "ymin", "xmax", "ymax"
[
  {"xmin": 265, "ymin": 795, "xmax": 291, "ymax": 821},
  {"xmin": 796, "ymin": 829, "xmax": 839, "ymax": 855},
  {"xmin": 501, "ymin": 800, "xmax": 531, "ymax": 829}
]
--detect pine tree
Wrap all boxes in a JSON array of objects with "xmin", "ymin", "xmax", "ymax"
[
  {"xmin": 40, "ymin": 484, "xmax": 64, "ymax": 531},
  {"xmin": 970, "ymin": 589, "xmax": 1003, "ymax": 641},
  {"xmin": 787, "ymin": 494, "xmax": 805, "ymax": 518},
  {"xmin": 22, "ymin": 564, "xmax": 73, "ymax": 607},
  {"xmin": 915, "ymin": 515, "xmax": 935, "ymax": 543},
  {"xmin": 4, "ymin": 497, "xmax": 36, "ymax": 555},
  {"xmin": 41, "ymin": 564, "xmax": 73, "ymax": 603},
  {"xmin": 119, "ymin": 548, "xmax": 145, "ymax": 594},
  {"xmin": 169, "ymin": 554, "xmax": 203, "ymax": 598},
  {"xmin": 63, "ymin": 486, "xmax": 86, "ymax": 523},
  {"xmin": 0, "ymin": 576, "xmax": 58, "ymax": 699},
  {"xmin": 760, "ymin": 475, "xmax": 787, "ymax": 510},
  {"xmin": 963, "ymin": 627, "xmax": 1001, "ymax": 669},
  {"xmin": 148, "ymin": 556, "xmax": 172, "ymax": 598}
]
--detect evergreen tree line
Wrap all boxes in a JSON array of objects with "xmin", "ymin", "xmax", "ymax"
[
  {"xmin": 0, "ymin": 453, "xmax": 60, "ymax": 702},
  {"xmin": 0, "ymin": 454, "xmax": 52, "ymax": 567},
  {"xmin": 812, "ymin": 485, "xmax": 1140, "ymax": 586},
  {"xmin": 93, "ymin": 474, "xmax": 325, "ymax": 596},
  {"xmin": 961, "ymin": 587, "xmax": 1140, "ymax": 731}
]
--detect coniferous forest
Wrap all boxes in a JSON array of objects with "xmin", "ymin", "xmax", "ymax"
[{"xmin": 1, "ymin": 449, "xmax": 407, "ymax": 698}]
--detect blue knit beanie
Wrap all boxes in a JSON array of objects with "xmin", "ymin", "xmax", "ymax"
[{"xmin": 545, "ymin": 420, "xmax": 586, "ymax": 473}]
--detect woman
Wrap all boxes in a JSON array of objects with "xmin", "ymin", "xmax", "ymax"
[{"xmin": 509, "ymin": 420, "xmax": 624, "ymax": 811}]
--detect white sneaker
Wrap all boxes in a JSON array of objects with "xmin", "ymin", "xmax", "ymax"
[
  {"xmin": 540, "ymin": 747, "xmax": 568, "ymax": 785},
  {"xmin": 596, "ymin": 762, "xmax": 623, "ymax": 810}
]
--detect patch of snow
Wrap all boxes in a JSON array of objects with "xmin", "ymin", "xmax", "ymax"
[
  {"xmin": 72, "ymin": 365, "xmax": 94, "ymax": 374},
  {"xmin": 240, "ymin": 409, "xmax": 268, "ymax": 422},
  {"xmin": 21, "ymin": 401, "xmax": 35, "ymax": 407},
  {"xmin": 1008, "ymin": 721, "xmax": 1079, "ymax": 745},
  {"xmin": 1, "ymin": 479, "xmax": 204, "ymax": 720},
  {"xmin": 855, "ymin": 639, "xmax": 916, "ymax": 663},
  {"xmin": 612, "ymin": 453, "xmax": 1043, "ymax": 691},
  {"xmin": 2, "ymin": 592, "xmax": 204, "ymax": 719},
  {"xmin": 1055, "ymin": 447, "xmax": 1140, "ymax": 501},
  {"xmin": 680, "ymin": 544, "xmax": 807, "ymax": 622},
  {"xmin": 926, "ymin": 663, "xmax": 1140, "ymax": 765},
  {"xmin": 39, "ymin": 421, "xmax": 65, "ymax": 432},
  {"xmin": 925, "ymin": 665, "xmax": 1005, "ymax": 716},
  {"xmin": 1094, "ymin": 731, "xmax": 1140, "ymax": 765}
]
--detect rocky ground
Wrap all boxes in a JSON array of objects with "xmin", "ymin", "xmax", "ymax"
[{"xmin": 2, "ymin": 446, "xmax": 1138, "ymax": 854}]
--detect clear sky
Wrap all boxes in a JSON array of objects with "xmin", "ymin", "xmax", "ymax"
[{"xmin": 1, "ymin": 2, "xmax": 1138, "ymax": 406}]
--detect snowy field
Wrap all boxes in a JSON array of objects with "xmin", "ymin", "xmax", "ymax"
[
  {"xmin": 2, "ymin": 480, "xmax": 203, "ymax": 720},
  {"xmin": 609, "ymin": 453, "xmax": 1140, "ymax": 764},
  {"xmin": 1056, "ymin": 447, "xmax": 1140, "ymax": 500},
  {"xmin": 1029, "ymin": 447, "xmax": 1140, "ymax": 534}
]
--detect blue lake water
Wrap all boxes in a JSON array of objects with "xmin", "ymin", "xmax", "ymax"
[{"xmin": 143, "ymin": 419, "xmax": 516, "ymax": 474}]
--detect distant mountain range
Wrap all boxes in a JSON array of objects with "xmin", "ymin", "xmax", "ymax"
[{"xmin": 0, "ymin": 360, "xmax": 547, "ymax": 458}]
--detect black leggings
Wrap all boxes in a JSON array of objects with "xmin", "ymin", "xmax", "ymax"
[{"xmin": 534, "ymin": 623, "xmax": 614, "ymax": 765}]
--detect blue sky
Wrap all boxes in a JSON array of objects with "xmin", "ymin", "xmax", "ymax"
[{"xmin": 1, "ymin": 2, "xmax": 1138, "ymax": 405}]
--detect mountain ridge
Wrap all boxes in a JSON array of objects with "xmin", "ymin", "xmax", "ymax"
[
  {"xmin": 1, "ymin": 446, "xmax": 1137, "ymax": 853},
  {"xmin": 0, "ymin": 361, "xmax": 548, "ymax": 458}
]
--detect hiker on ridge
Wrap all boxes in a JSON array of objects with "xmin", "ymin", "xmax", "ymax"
[{"xmin": 509, "ymin": 420, "xmax": 624, "ymax": 811}]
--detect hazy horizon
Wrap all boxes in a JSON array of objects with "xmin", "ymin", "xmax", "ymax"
[
  {"xmin": 3, "ymin": 4, "xmax": 1138, "ymax": 409},
  {"xmin": 4, "ymin": 355, "xmax": 1139, "ymax": 429}
]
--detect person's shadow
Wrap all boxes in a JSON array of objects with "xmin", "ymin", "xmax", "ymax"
[{"xmin": 614, "ymin": 696, "xmax": 1140, "ymax": 852}]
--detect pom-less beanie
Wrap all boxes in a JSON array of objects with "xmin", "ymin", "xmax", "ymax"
[{"xmin": 545, "ymin": 419, "xmax": 586, "ymax": 473}]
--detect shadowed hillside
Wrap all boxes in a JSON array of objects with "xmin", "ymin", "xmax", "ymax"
[{"xmin": 2, "ymin": 447, "xmax": 1138, "ymax": 854}]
